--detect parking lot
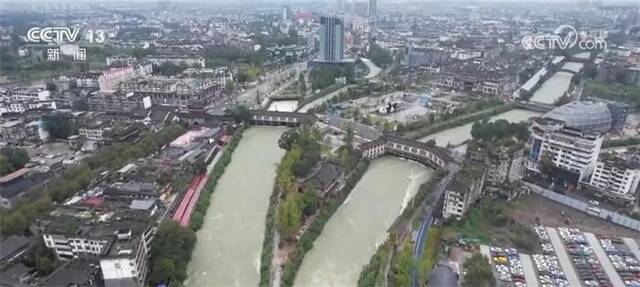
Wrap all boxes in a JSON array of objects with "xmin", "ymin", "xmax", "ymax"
[
  {"xmin": 482, "ymin": 246, "xmax": 528, "ymax": 287},
  {"xmin": 598, "ymin": 236, "xmax": 640, "ymax": 286},
  {"xmin": 557, "ymin": 227, "xmax": 612, "ymax": 286},
  {"xmin": 482, "ymin": 226, "xmax": 640, "ymax": 287}
]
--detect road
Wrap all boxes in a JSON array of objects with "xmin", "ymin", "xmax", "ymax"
[
  {"xmin": 361, "ymin": 58, "xmax": 382, "ymax": 80},
  {"xmin": 410, "ymin": 163, "xmax": 459, "ymax": 287},
  {"xmin": 324, "ymin": 116, "xmax": 383, "ymax": 141},
  {"xmin": 297, "ymin": 84, "xmax": 356, "ymax": 113},
  {"xmin": 207, "ymin": 62, "xmax": 304, "ymax": 115}
]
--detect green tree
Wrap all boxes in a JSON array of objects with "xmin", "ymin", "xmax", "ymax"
[
  {"xmin": 149, "ymin": 221, "xmax": 196, "ymax": 285},
  {"xmin": 45, "ymin": 82, "xmax": 57, "ymax": 92},
  {"xmin": 35, "ymin": 253, "xmax": 57, "ymax": 274},
  {"xmin": 153, "ymin": 62, "xmax": 188, "ymax": 76},
  {"xmin": 583, "ymin": 63, "xmax": 598, "ymax": 79},
  {"xmin": 225, "ymin": 80, "xmax": 235, "ymax": 93},
  {"xmin": 301, "ymin": 185, "xmax": 318, "ymax": 216},
  {"xmin": 539, "ymin": 152, "xmax": 555, "ymax": 178},
  {"xmin": 344, "ymin": 125, "xmax": 355, "ymax": 151},
  {"xmin": 42, "ymin": 114, "xmax": 75, "ymax": 139},
  {"xmin": 228, "ymin": 105, "xmax": 251, "ymax": 122},
  {"xmin": 149, "ymin": 258, "xmax": 176, "ymax": 284},
  {"xmin": 391, "ymin": 243, "xmax": 414, "ymax": 286},
  {"xmin": 278, "ymin": 129, "xmax": 299, "ymax": 150},
  {"xmin": 555, "ymin": 93, "xmax": 571, "ymax": 106},
  {"xmin": 367, "ymin": 43, "xmax": 393, "ymax": 68},
  {"xmin": 0, "ymin": 154, "xmax": 15, "ymax": 176},
  {"xmin": 278, "ymin": 193, "xmax": 301, "ymax": 240},
  {"xmin": 1, "ymin": 147, "xmax": 30, "ymax": 170},
  {"xmin": 463, "ymin": 253, "xmax": 495, "ymax": 287},
  {"xmin": 519, "ymin": 89, "xmax": 533, "ymax": 101}
]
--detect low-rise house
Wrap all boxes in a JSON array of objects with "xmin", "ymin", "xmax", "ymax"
[
  {"xmin": 0, "ymin": 120, "xmax": 26, "ymax": 143},
  {"xmin": 302, "ymin": 162, "xmax": 343, "ymax": 195},
  {"xmin": 0, "ymin": 263, "xmax": 33, "ymax": 286},
  {"xmin": 0, "ymin": 235, "xmax": 32, "ymax": 266},
  {"xmin": 0, "ymin": 168, "xmax": 32, "ymax": 208},
  {"xmin": 40, "ymin": 258, "xmax": 101, "ymax": 287}
]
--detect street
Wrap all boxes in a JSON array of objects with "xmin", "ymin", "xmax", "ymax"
[
  {"xmin": 411, "ymin": 163, "xmax": 458, "ymax": 287},
  {"xmin": 207, "ymin": 61, "xmax": 305, "ymax": 115}
]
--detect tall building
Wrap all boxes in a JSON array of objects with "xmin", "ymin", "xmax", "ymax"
[
  {"xmin": 319, "ymin": 16, "xmax": 345, "ymax": 63},
  {"xmin": 527, "ymin": 101, "xmax": 613, "ymax": 183},
  {"xmin": 368, "ymin": 0, "xmax": 377, "ymax": 16},
  {"xmin": 353, "ymin": 1, "xmax": 368, "ymax": 17},
  {"xmin": 335, "ymin": 0, "xmax": 344, "ymax": 11}
]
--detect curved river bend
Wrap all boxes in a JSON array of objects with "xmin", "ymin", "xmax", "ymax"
[{"xmin": 185, "ymin": 127, "xmax": 285, "ymax": 287}]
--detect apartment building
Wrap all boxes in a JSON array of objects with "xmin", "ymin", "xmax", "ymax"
[
  {"xmin": 527, "ymin": 101, "xmax": 613, "ymax": 183},
  {"xmin": 87, "ymin": 91, "xmax": 143, "ymax": 114},
  {"xmin": 434, "ymin": 60, "xmax": 516, "ymax": 97},
  {"xmin": 122, "ymin": 77, "xmax": 219, "ymax": 107},
  {"xmin": 98, "ymin": 64, "xmax": 151, "ymax": 92},
  {"xmin": 0, "ymin": 101, "xmax": 57, "ymax": 115},
  {"xmin": 401, "ymin": 46, "xmax": 448, "ymax": 67},
  {"xmin": 442, "ymin": 163, "xmax": 486, "ymax": 220},
  {"xmin": 589, "ymin": 151, "xmax": 640, "ymax": 206},
  {"xmin": 76, "ymin": 72, "xmax": 101, "ymax": 89},
  {"xmin": 466, "ymin": 140, "xmax": 526, "ymax": 187},
  {"xmin": 106, "ymin": 54, "xmax": 138, "ymax": 66},
  {"xmin": 145, "ymin": 54, "xmax": 206, "ymax": 68},
  {"xmin": 9, "ymin": 88, "xmax": 50, "ymax": 102}
]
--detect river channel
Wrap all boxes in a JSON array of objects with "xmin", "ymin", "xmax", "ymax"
[
  {"xmin": 419, "ymin": 109, "xmax": 542, "ymax": 150},
  {"xmin": 185, "ymin": 127, "xmax": 285, "ymax": 287},
  {"xmin": 294, "ymin": 157, "xmax": 434, "ymax": 286}
]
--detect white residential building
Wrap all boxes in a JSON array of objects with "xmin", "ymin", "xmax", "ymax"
[
  {"xmin": 9, "ymin": 88, "xmax": 50, "ymax": 102},
  {"xmin": 98, "ymin": 65, "xmax": 147, "ymax": 92},
  {"xmin": 527, "ymin": 101, "xmax": 610, "ymax": 182},
  {"xmin": 145, "ymin": 54, "xmax": 205, "ymax": 68},
  {"xmin": 42, "ymin": 233, "xmax": 111, "ymax": 260},
  {"xmin": 0, "ymin": 101, "xmax": 57, "ymax": 115},
  {"xmin": 589, "ymin": 151, "xmax": 640, "ymax": 206},
  {"xmin": 442, "ymin": 164, "xmax": 486, "ymax": 220}
]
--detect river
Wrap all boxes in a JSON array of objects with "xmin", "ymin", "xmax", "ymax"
[
  {"xmin": 419, "ymin": 109, "xmax": 542, "ymax": 149},
  {"xmin": 530, "ymin": 70, "xmax": 574, "ymax": 105},
  {"xmin": 294, "ymin": 157, "xmax": 434, "ymax": 287},
  {"xmin": 185, "ymin": 127, "xmax": 285, "ymax": 287}
]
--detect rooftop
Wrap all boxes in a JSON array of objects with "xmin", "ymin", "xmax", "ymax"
[
  {"xmin": 447, "ymin": 162, "xmax": 485, "ymax": 194},
  {"xmin": 543, "ymin": 101, "xmax": 612, "ymax": 133}
]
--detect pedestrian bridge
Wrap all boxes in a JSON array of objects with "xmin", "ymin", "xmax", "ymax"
[{"xmin": 360, "ymin": 135, "xmax": 452, "ymax": 169}]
